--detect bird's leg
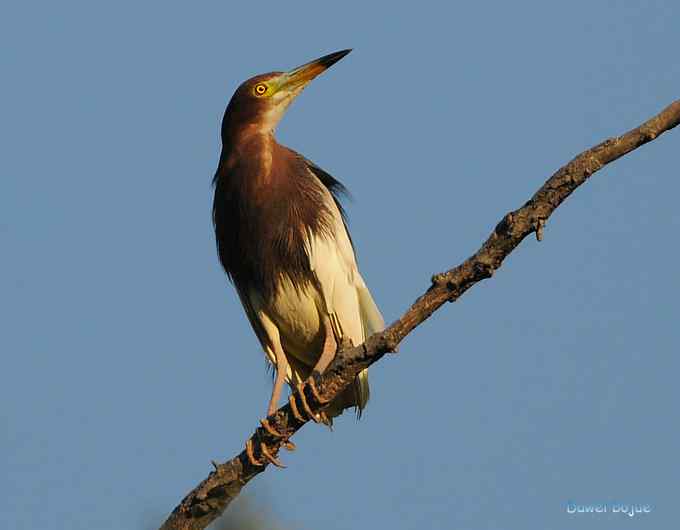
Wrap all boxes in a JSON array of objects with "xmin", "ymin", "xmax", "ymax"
[
  {"xmin": 267, "ymin": 367, "xmax": 287, "ymax": 418},
  {"xmin": 310, "ymin": 315, "xmax": 338, "ymax": 376},
  {"xmin": 245, "ymin": 344, "xmax": 294, "ymax": 467},
  {"xmin": 285, "ymin": 316, "xmax": 339, "ymax": 426},
  {"xmin": 267, "ymin": 343, "xmax": 290, "ymax": 418},
  {"xmin": 306, "ymin": 315, "xmax": 337, "ymax": 405},
  {"xmin": 284, "ymin": 316, "xmax": 339, "ymax": 427}
]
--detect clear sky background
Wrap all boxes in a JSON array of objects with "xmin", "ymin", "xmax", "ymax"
[{"xmin": 2, "ymin": 1, "xmax": 679, "ymax": 529}]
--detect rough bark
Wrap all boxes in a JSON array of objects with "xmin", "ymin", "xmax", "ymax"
[{"xmin": 159, "ymin": 99, "xmax": 680, "ymax": 530}]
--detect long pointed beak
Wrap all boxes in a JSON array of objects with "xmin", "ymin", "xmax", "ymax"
[{"xmin": 278, "ymin": 49, "xmax": 351, "ymax": 92}]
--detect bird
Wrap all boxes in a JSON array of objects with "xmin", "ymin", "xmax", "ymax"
[{"xmin": 212, "ymin": 49, "xmax": 384, "ymax": 463}]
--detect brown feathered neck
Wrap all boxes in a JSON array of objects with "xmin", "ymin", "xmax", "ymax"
[{"xmin": 212, "ymin": 131, "xmax": 349, "ymax": 300}]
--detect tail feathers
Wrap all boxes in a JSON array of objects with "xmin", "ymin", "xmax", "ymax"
[
  {"xmin": 357, "ymin": 285, "xmax": 385, "ymax": 338},
  {"xmin": 352, "ymin": 284, "xmax": 383, "ymax": 417},
  {"xmin": 353, "ymin": 368, "xmax": 370, "ymax": 417},
  {"xmin": 324, "ymin": 372, "xmax": 369, "ymax": 420}
]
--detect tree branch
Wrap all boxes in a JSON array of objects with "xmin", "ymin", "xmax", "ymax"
[{"xmin": 159, "ymin": 99, "xmax": 680, "ymax": 530}]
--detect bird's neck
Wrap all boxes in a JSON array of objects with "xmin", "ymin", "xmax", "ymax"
[
  {"xmin": 233, "ymin": 124, "xmax": 275, "ymax": 145},
  {"xmin": 221, "ymin": 129, "xmax": 275, "ymax": 169}
]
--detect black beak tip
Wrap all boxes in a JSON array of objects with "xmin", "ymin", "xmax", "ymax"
[{"xmin": 318, "ymin": 48, "xmax": 352, "ymax": 68}]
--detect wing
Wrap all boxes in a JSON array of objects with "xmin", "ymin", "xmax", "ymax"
[
  {"xmin": 303, "ymin": 161, "xmax": 385, "ymax": 345},
  {"xmin": 233, "ymin": 285, "xmax": 278, "ymax": 370},
  {"xmin": 304, "ymin": 159, "xmax": 355, "ymax": 250},
  {"xmin": 303, "ymin": 162, "xmax": 383, "ymax": 412}
]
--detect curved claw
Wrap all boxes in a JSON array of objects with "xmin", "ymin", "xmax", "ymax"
[
  {"xmin": 261, "ymin": 418, "xmax": 296, "ymax": 451},
  {"xmin": 245, "ymin": 438, "xmax": 263, "ymax": 467},
  {"xmin": 318, "ymin": 410, "xmax": 332, "ymax": 427},
  {"xmin": 260, "ymin": 442, "xmax": 286, "ymax": 468},
  {"xmin": 308, "ymin": 377, "xmax": 331, "ymax": 404},
  {"xmin": 296, "ymin": 383, "xmax": 320, "ymax": 423},
  {"xmin": 260, "ymin": 418, "xmax": 285, "ymax": 438},
  {"xmin": 288, "ymin": 394, "xmax": 306, "ymax": 423}
]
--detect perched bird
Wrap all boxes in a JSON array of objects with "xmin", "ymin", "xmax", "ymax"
[{"xmin": 212, "ymin": 49, "xmax": 384, "ymax": 434}]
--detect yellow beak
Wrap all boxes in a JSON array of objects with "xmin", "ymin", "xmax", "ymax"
[{"xmin": 278, "ymin": 49, "xmax": 351, "ymax": 92}]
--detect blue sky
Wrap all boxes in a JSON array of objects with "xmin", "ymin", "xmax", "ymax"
[{"xmin": 2, "ymin": 2, "xmax": 679, "ymax": 529}]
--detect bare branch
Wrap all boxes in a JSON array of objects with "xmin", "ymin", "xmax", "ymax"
[{"xmin": 159, "ymin": 99, "xmax": 680, "ymax": 530}]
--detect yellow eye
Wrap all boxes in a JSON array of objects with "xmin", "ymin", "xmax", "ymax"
[{"xmin": 254, "ymin": 83, "xmax": 268, "ymax": 96}]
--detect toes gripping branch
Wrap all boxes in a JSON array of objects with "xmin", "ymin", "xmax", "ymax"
[{"xmin": 245, "ymin": 375, "xmax": 331, "ymax": 468}]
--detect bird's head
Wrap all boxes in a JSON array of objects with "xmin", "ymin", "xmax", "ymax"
[{"xmin": 221, "ymin": 49, "xmax": 351, "ymax": 142}]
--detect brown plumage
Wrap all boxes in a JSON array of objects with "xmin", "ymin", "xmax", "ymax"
[
  {"xmin": 213, "ymin": 139, "xmax": 347, "ymax": 300},
  {"xmin": 212, "ymin": 50, "xmax": 384, "ymax": 421}
]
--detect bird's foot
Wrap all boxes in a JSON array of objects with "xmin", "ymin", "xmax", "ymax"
[
  {"xmin": 317, "ymin": 410, "xmax": 331, "ymax": 427},
  {"xmin": 260, "ymin": 418, "xmax": 296, "ymax": 451},
  {"xmin": 308, "ymin": 374, "xmax": 331, "ymax": 404},
  {"xmin": 288, "ymin": 381, "xmax": 331, "ymax": 426},
  {"xmin": 246, "ymin": 438, "xmax": 286, "ymax": 468},
  {"xmin": 260, "ymin": 417, "xmax": 283, "ymax": 437},
  {"xmin": 288, "ymin": 392, "xmax": 307, "ymax": 423},
  {"xmin": 245, "ymin": 414, "xmax": 298, "ymax": 468}
]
